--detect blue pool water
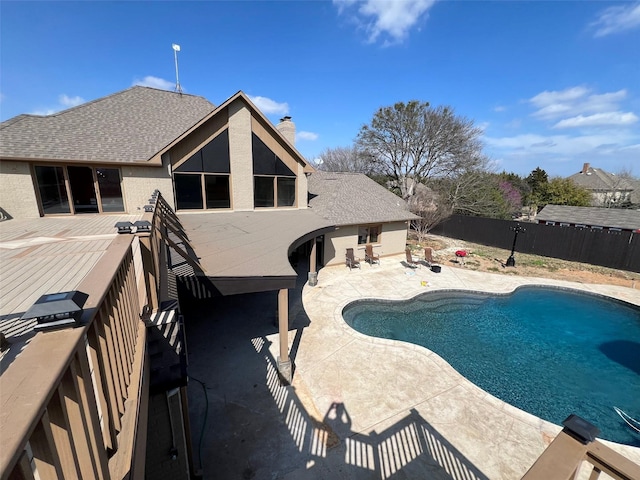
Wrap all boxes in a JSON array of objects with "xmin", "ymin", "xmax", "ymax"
[{"xmin": 342, "ymin": 287, "xmax": 640, "ymax": 446}]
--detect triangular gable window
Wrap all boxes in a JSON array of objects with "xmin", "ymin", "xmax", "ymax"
[
  {"xmin": 252, "ymin": 133, "xmax": 295, "ymax": 177},
  {"xmin": 175, "ymin": 130, "xmax": 230, "ymax": 173}
]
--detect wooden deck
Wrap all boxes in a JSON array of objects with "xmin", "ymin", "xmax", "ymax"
[{"xmin": 0, "ymin": 214, "xmax": 142, "ymax": 353}]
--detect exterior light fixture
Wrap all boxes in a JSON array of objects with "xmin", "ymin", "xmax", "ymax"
[
  {"xmin": 22, "ymin": 291, "xmax": 89, "ymax": 331},
  {"xmin": 115, "ymin": 221, "xmax": 133, "ymax": 234},
  {"xmin": 562, "ymin": 414, "xmax": 600, "ymax": 444},
  {"xmin": 133, "ymin": 220, "xmax": 152, "ymax": 233},
  {"xmin": 144, "ymin": 205, "xmax": 155, "ymax": 213}
]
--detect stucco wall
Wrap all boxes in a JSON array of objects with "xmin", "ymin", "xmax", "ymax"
[
  {"xmin": 0, "ymin": 160, "xmax": 40, "ymax": 219},
  {"xmin": 322, "ymin": 221, "xmax": 409, "ymax": 266},
  {"xmin": 228, "ymin": 100, "xmax": 254, "ymax": 211},
  {"xmin": 121, "ymin": 164, "xmax": 174, "ymax": 213}
]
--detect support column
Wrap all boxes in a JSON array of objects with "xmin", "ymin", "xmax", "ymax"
[
  {"xmin": 308, "ymin": 237, "xmax": 318, "ymax": 287},
  {"xmin": 277, "ymin": 288, "xmax": 292, "ymax": 384}
]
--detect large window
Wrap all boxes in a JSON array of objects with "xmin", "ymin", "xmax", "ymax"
[
  {"xmin": 97, "ymin": 168, "xmax": 125, "ymax": 212},
  {"xmin": 35, "ymin": 166, "xmax": 70, "ymax": 214},
  {"xmin": 254, "ymin": 176, "xmax": 275, "ymax": 208},
  {"xmin": 358, "ymin": 224, "xmax": 381, "ymax": 245},
  {"xmin": 34, "ymin": 165, "xmax": 124, "ymax": 215},
  {"xmin": 173, "ymin": 130, "xmax": 231, "ymax": 210},
  {"xmin": 174, "ymin": 174, "xmax": 203, "ymax": 210},
  {"xmin": 252, "ymin": 133, "xmax": 297, "ymax": 208}
]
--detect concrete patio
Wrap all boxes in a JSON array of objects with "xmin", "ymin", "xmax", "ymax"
[{"xmin": 184, "ymin": 255, "xmax": 640, "ymax": 479}]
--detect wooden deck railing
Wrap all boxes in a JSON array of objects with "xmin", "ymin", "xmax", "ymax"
[
  {"xmin": 0, "ymin": 234, "xmax": 151, "ymax": 480},
  {"xmin": 522, "ymin": 430, "xmax": 640, "ymax": 480}
]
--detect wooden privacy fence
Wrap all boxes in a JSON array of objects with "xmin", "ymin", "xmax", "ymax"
[
  {"xmin": 1, "ymin": 233, "xmax": 155, "ymax": 479},
  {"xmin": 430, "ymin": 215, "xmax": 640, "ymax": 273}
]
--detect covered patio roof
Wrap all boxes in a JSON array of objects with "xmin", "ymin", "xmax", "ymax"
[{"xmin": 176, "ymin": 210, "xmax": 335, "ymax": 295}]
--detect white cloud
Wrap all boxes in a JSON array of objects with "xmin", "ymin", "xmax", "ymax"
[
  {"xmin": 490, "ymin": 85, "xmax": 639, "ymax": 174},
  {"xmin": 530, "ymin": 86, "xmax": 589, "ymax": 110},
  {"xmin": 590, "ymin": 2, "xmax": 640, "ymax": 37},
  {"xmin": 248, "ymin": 95, "xmax": 289, "ymax": 115},
  {"xmin": 485, "ymin": 131, "xmax": 637, "ymax": 160},
  {"xmin": 553, "ymin": 111, "xmax": 638, "ymax": 129},
  {"xmin": 296, "ymin": 131, "xmax": 319, "ymax": 141},
  {"xmin": 334, "ymin": 0, "xmax": 436, "ymax": 44},
  {"xmin": 133, "ymin": 76, "xmax": 175, "ymax": 90},
  {"xmin": 493, "ymin": 105, "xmax": 506, "ymax": 112},
  {"xmin": 59, "ymin": 94, "xmax": 84, "ymax": 108},
  {"xmin": 30, "ymin": 93, "xmax": 85, "ymax": 116},
  {"xmin": 31, "ymin": 108, "xmax": 57, "ymax": 116},
  {"xmin": 529, "ymin": 86, "xmax": 628, "ymax": 120}
]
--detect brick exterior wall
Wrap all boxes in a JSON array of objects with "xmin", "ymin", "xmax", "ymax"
[
  {"xmin": 121, "ymin": 163, "xmax": 175, "ymax": 212},
  {"xmin": 228, "ymin": 100, "xmax": 254, "ymax": 211},
  {"xmin": 0, "ymin": 160, "xmax": 40, "ymax": 218}
]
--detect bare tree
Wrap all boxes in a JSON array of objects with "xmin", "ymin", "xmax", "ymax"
[
  {"xmin": 407, "ymin": 183, "xmax": 452, "ymax": 243},
  {"xmin": 313, "ymin": 146, "xmax": 376, "ymax": 174},
  {"xmin": 600, "ymin": 167, "xmax": 636, "ymax": 208},
  {"xmin": 356, "ymin": 101, "xmax": 486, "ymax": 202}
]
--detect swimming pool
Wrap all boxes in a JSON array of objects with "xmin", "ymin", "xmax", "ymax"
[{"xmin": 342, "ymin": 286, "xmax": 640, "ymax": 446}]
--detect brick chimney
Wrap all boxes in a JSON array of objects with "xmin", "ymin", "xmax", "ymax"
[
  {"xmin": 276, "ymin": 116, "xmax": 295, "ymax": 146},
  {"xmin": 581, "ymin": 162, "xmax": 590, "ymax": 174}
]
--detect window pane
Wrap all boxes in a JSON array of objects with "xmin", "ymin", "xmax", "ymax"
[
  {"xmin": 205, "ymin": 175, "xmax": 230, "ymax": 209},
  {"xmin": 277, "ymin": 177, "xmax": 296, "ymax": 207},
  {"xmin": 68, "ymin": 166, "xmax": 99, "ymax": 213},
  {"xmin": 254, "ymin": 176, "xmax": 274, "ymax": 207},
  {"xmin": 252, "ymin": 133, "xmax": 295, "ymax": 177},
  {"xmin": 97, "ymin": 168, "xmax": 124, "ymax": 212},
  {"xmin": 357, "ymin": 227, "xmax": 368, "ymax": 245},
  {"xmin": 35, "ymin": 166, "xmax": 70, "ymax": 214},
  {"xmin": 369, "ymin": 225, "xmax": 380, "ymax": 243},
  {"xmin": 174, "ymin": 150, "xmax": 203, "ymax": 172},
  {"xmin": 202, "ymin": 130, "xmax": 230, "ymax": 173},
  {"xmin": 174, "ymin": 174, "xmax": 203, "ymax": 209}
]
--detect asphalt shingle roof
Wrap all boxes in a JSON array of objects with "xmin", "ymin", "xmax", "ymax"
[
  {"xmin": 537, "ymin": 204, "xmax": 640, "ymax": 231},
  {"xmin": 568, "ymin": 166, "xmax": 634, "ymax": 192},
  {"xmin": 307, "ymin": 171, "xmax": 418, "ymax": 225},
  {"xmin": 0, "ymin": 86, "xmax": 215, "ymax": 163}
]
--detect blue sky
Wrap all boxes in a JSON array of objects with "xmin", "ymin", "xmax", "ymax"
[{"xmin": 1, "ymin": 1, "xmax": 639, "ymax": 177}]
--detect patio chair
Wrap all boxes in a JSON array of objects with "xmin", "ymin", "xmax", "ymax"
[
  {"xmin": 346, "ymin": 248, "xmax": 361, "ymax": 270},
  {"xmin": 405, "ymin": 247, "xmax": 419, "ymax": 268},
  {"xmin": 424, "ymin": 247, "xmax": 441, "ymax": 273},
  {"xmin": 365, "ymin": 244, "xmax": 380, "ymax": 266}
]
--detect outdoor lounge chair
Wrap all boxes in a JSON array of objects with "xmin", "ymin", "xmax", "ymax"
[
  {"xmin": 346, "ymin": 248, "xmax": 361, "ymax": 270},
  {"xmin": 405, "ymin": 247, "xmax": 420, "ymax": 268},
  {"xmin": 365, "ymin": 244, "xmax": 380, "ymax": 265},
  {"xmin": 423, "ymin": 247, "xmax": 441, "ymax": 273}
]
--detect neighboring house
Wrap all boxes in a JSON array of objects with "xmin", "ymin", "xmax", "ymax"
[
  {"xmin": 568, "ymin": 163, "xmax": 634, "ymax": 208},
  {"xmin": 537, "ymin": 204, "xmax": 640, "ymax": 232}
]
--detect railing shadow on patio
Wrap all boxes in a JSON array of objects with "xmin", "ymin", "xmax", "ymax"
[{"xmin": 260, "ymin": 337, "xmax": 489, "ymax": 480}]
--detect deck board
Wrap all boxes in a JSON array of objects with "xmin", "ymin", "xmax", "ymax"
[{"xmin": 0, "ymin": 214, "xmax": 142, "ymax": 341}]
